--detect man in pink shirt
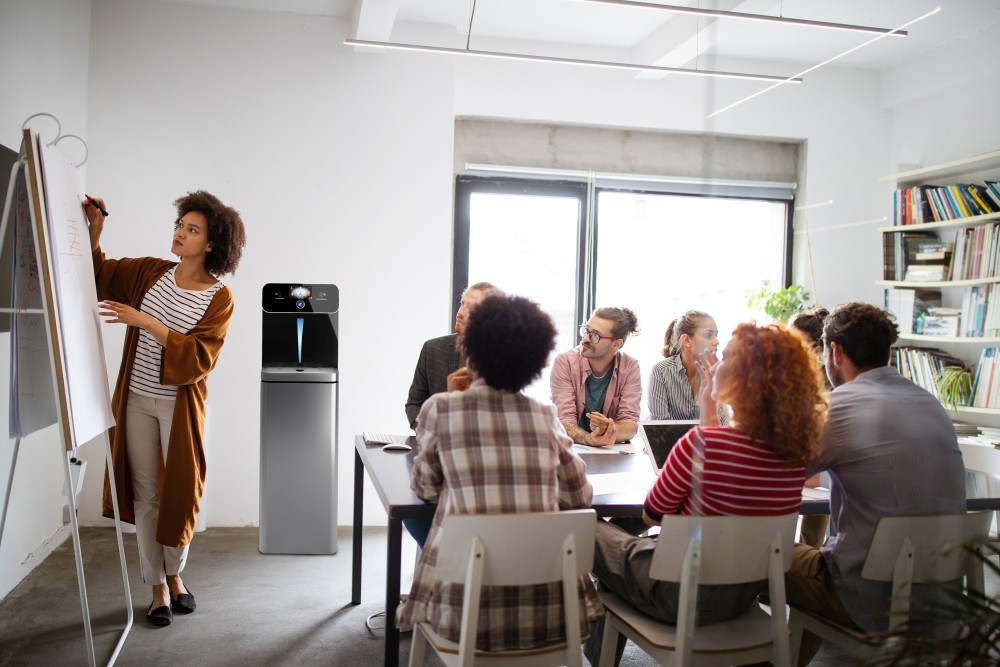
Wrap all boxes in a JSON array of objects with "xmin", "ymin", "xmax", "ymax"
[{"xmin": 549, "ymin": 306, "xmax": 642, "ymax": 446}]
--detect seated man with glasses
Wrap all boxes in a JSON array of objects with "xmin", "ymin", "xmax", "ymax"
[{"xmin": 550, "ymin": 307, "xmax": 642, "ymax": 446}]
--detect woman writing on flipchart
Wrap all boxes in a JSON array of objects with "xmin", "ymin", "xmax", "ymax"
[{"xmin": 84, "ymin": 192, "xmax": 246, "ymax": 627}]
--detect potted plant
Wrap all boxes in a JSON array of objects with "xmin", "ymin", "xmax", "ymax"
[
  {"xmin": 745, "ymin": 279, "xmax": 811, "ymax": 324},
  {"xmin": 935, "ymin": 365, "xmax": 972, "ymax": 412}
]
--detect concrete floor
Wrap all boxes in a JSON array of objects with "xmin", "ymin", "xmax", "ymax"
[{"xmin": 0, "ymin": 526, "xmax": 866, "ymax": 666}]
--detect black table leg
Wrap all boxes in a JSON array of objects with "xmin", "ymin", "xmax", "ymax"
[
  {"xmin": 385, "ymin": 517, "xmax": 403, "ymax": 667},
  {"xmin": 352, "ymin": 448, "xmax": 364, "ymax": 605}
]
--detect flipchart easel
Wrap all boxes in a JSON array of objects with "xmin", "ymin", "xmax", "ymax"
[{"xmin": 0, "ymin": 113, "xmax": 132, "ymax": 667}]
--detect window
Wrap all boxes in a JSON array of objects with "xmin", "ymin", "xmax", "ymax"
[{"xmin": 454, "ymin": 175, "xmax": 794, "ymax": 405}]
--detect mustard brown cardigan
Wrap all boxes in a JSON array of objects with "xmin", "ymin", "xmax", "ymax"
[{"xmin": 94, "ymin": 248, "xmax": 233, "ymax": 548}]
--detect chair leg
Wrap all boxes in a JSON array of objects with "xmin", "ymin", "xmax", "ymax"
[
  {"xmin": 788, "ymin": 614, "xmax": 804, "ymax": 667},
  {"xmin": 597, "ymin": 615, "xmax": 622, "ymax": 667},
  {"xmin": 408, "ymin": 625, "xmax": 426, "ymax": 667}
]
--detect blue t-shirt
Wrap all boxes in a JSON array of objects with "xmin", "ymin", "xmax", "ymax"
[{"xmin": 578, "ymin": 370, "xmax": 613, "ymax": 431}]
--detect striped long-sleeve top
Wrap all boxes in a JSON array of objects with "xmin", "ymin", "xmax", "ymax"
[{"xmin": 644, "ymin": 425, "xmax": 805, "ymax": 521}]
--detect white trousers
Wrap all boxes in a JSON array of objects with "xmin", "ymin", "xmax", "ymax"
[{"xmin": 125, "ymin": 391, "xmax": 189, "ymax": 585}]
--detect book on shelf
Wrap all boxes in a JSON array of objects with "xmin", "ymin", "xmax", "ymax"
[
  {"xmin": 893, "ymin": 346, "xmax": 966, "ymax": 397},
  {"xmin": 986, "ymin": 181, "xmax": 1000, "ymax": 208},
  {"xmin": 950, "ymin": 222, "xmax": 1000, "ymax": 281},
  {"xmin": 953, "ymin": 420, "xmax": 981, "ymax": 436},
  {"xmin": 914, "ymin": 249, "xmax": 948, "ymax": 261},
  {"xmin": 946, "ymin": 185, "xmax": 973, "ymax": 218},
  {"xmin": 904, "ymin": 265, "xmax": 948, "ymax": 282},
  {"xmin": 894, "ymin": 181, "xmax": 1000, "ymax": 226},
  {"xmin": 972, "ymin": 347, "xmax": 1000, "ymax": 409},
  {"xmin": 882, "ymin": 230, "xmax": 941, "ymax": 280},
  {"xmin": 935, "ymin": 186, "xmax": 957, "ymax": 219},
  {"xmin": 886, "ymin": 287, "xmax": 941, "ymax": 334},
  {"xmin": 886, "ymin": 288, "xmax": 915, "ymax": 334},
  {"xmin": 920, "ymin": 308, "xmax": 961, "ymax": 337},
  {"xmin": 967, "ymin": 184, "xmax": 999, "ymax": 214}
]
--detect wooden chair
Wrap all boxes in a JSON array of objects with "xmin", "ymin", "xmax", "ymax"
[
  {"xmin": 598, "ymin": 513, "xmax": 798, "ymax": 667},
  {"xmin": 407, "ymin": 509, "xmax": 596, "ymax": 667},
  {"xmin": 788, "ymin": 510, "xmax": 993, "ymax": 664}
]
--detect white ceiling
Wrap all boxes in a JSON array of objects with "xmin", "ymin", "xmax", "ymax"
[{"xmin": 160, "ymin": 0, "xmax": 1000, "ymax": 76}]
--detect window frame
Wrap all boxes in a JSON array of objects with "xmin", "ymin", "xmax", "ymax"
[{"xmin": 453, "ymin": 174, "xmax": 796, "ymax": 341}]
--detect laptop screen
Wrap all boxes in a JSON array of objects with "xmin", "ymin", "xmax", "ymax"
[{"xmin": 639, "ymin": 420, "xmax": 699, "ymax": 471}]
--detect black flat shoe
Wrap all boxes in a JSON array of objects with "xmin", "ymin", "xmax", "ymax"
[
  {"xmin": 146, "ymin": 602, "xmax": 173, "ymax": 627},
  {"xmin": 171, "ymin": 588, "xmax": 196, "ymax": 614}
]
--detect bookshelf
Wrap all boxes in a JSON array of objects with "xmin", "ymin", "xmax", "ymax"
[{"xmin": 881, "ymin": 150, "xmax": 1000, "ymax": 422}]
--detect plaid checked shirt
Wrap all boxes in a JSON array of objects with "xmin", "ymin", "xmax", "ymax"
[{"xmin": 396, "ymin": 379, "xmax": 603, "ymax": 650}]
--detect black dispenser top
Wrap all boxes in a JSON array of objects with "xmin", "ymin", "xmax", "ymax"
[
  {"xmin": 262, "ymin": 283, "xmax": 338, "ymax": 380},
  {"xmin": 262, "ymin": 283, "xmax": 339, "ymax": 314}
]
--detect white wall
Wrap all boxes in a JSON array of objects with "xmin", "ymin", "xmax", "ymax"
[
  {"xmin": 3, "ymin": 0, "xmax": 1000, "ymax": 600},
  {"xmin": 451, "ymin": 54, "xmax": 894, "ymax": 309},
  {"xmin": 0, "ymin": 0, "xmax": 93, "ymax": 600},
  {"xmin": 75, "ymin": 0, "xmax": 457, "ymax": 534}
]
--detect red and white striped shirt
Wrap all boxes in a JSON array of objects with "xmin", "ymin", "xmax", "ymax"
[{"xmin": 644, "ymin": 425, "xmax": 805, "ymax": 519}]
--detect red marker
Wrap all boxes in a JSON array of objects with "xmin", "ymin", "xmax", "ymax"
[{"xmin": 85, "ymin": 194, "xmax": 109, "ymax": 217}]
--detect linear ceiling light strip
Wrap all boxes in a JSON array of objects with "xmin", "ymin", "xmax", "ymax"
[
  {"xmin": 344, "ymin": 39, "xmax": 801, "ymax": 83},
  {"xmin": 572, "ymin": 0, "xmax": 908, "ymax": 37},
  {"xmin": 464, "ymin": 163, "xmax": 797, "ymax": 198},
  {"xmin": 707, "ymin": 6, "xmax": 941, "ymax": 118}
]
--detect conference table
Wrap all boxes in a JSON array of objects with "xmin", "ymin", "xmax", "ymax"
[{"xmin": 350, "ymin": 434, "xmax": 1000, "ymax": 667}]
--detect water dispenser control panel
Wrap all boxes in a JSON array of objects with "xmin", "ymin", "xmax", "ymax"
[{"xmin": 262, "ymin": 283, "xmax": 339, "ymax": 314}]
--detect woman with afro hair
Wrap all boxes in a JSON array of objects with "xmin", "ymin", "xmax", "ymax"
[{"xmin": 84, "ymin": 191, "xmax": 245, "ymax": 627}]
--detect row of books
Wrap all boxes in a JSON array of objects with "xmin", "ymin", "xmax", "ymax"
[
  {"xmin": 892, "ymin": 346, "xmax": 966, "ymax": 399},
  {"xmin": 971, "ymin": 348, "xmax": 1000, "ymax": 409},
  {"xmin": 893, "ymin": 181, "xmax": 1000, "ymax": 226},
  {"xmin": 951, "ymin": 222, "xmax": 1000, "ymax": 280},
  {"xmin": 959, "ymin": 284, "xmax": 1000, "ymax": 338},
  {"xmin": 882, "ymin": 225, "xmax": 1000, "ymax": 282},
  {"xmin": 883, "ymin": 230, "xmax": 951, "ymax": 281},
  {"xmin": 884, "ymin": 285, "xmax": 1000, "ymax": 338}
]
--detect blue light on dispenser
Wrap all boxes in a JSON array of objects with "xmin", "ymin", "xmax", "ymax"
[{"xmin": 297, "ymin": 317, "xmax": 304, "ymax": 365}]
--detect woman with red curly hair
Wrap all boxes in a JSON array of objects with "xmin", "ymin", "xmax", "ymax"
[{"xmin": 586, "ymin": 323, "xmax": 826, "ymax": 664}]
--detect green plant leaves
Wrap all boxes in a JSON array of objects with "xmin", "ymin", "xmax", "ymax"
[{"xmin": 745, "ymin": 279, "xmax": 812, "ymax": 324}]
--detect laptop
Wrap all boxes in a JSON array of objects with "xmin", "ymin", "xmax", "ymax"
[{"xmin": 638, "ymin": 420, "xmax": 699, "ymax": 471}]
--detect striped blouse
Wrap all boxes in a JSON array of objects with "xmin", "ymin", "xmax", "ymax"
[
  {"xmin": 644, "ymin": 425, "xmax": 805, "ymax": 520},
  {"xmin": 129, "ymin": 267, "xmax": 222, "ymax": 398},
  {"xmin": 647, "ymin": 354, "xmax": 730, "ymax": 425}
]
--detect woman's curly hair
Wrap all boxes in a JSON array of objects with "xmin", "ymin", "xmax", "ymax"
[
  {"xmin": 462, "ymin": 295, "xmax": 557, "ymax": 393},
  {"xmin": 715, "ymin": 323, "xmax": 827, "ymax": 465},
  {"xmin": 174, "ymin": 190, "xmax": 246, "ymax": 277}
]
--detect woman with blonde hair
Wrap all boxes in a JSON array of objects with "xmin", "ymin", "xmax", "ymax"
[{"xmin": 587, "ymin": 322, "xmax": 827, "ymax": 663}]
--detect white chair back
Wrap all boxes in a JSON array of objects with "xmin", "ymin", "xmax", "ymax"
[
  {"xmin": 434, "ymin": 510, "xmax": 596, "ymax": 585},
  {"xmin": 412, "ymin": 509, "xmax": 596, "ymax": 667},
  {"xmin": 788, "ymin": 510, "xmax": 995, "ymax": 661},
  {"xmin": 650, "ymin": 513, "xmax": 797, "ymax": 584},
  {"xmin": 861, "ymin": 510, "xmax": 992, "ymax": 632}
]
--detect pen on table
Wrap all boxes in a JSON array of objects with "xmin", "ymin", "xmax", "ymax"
[{"xmin": 85, "ymin": 195, "xmax": 109, "ymax": 217}]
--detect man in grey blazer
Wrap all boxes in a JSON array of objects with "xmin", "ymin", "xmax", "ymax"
[{"xmin": 405, "ymin": 281, "xmax": 502, "ymax": 430}]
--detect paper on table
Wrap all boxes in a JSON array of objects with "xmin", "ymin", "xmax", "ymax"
[
  {"xmin": 801, "ymin": 486, "xmax": 830, "ymax": 500},
  {"xmin": 589, "ymin": 471, "xmax": 656, "ymax": 496},
  {"xmin": 573, "ymin": 442, "xmax": 636, "ymax": 454}
]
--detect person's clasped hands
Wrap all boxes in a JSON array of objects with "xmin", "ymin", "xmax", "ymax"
[{"xmin": 586, "ymin": 411, "xmax": 618, "ymax": 445}]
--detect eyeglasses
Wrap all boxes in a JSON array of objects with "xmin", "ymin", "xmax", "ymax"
[{"xmin": 579, "ymin": 324, "xmax": 616, "ymax": 344}]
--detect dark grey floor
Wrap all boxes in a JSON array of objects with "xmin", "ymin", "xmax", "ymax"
[{"xmin": 0, "ymin": 526, "xmax": 864, "ymax": 666}]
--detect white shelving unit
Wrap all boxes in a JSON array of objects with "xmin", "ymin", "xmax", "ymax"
[{"xmin": 881, "ymin": 150, "xmax": 1000, "ymax": 428}]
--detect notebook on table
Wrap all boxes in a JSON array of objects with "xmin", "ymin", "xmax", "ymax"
[{"xmin": 638, "ymin": 420, "xmax": 699, "ymax": 471}]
